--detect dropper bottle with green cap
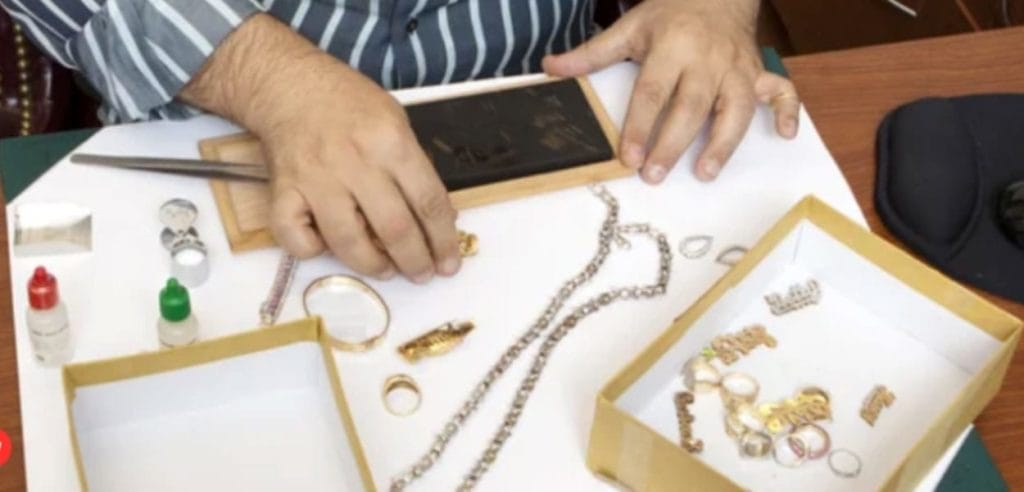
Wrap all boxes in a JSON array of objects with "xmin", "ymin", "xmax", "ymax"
[{"xmin": 157, "ymin": 278, "xmax": 198, "ymax": 348}]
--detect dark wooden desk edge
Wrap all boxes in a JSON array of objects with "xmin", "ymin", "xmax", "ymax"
[
  {"xmin": 0, "ymin": 181, "xmax": 26, "ymax": 490},
  {"xmin": 784, "ymin": 25, "xmax": 1024, "ymax": 489}
]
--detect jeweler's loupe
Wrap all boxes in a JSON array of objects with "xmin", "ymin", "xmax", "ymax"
[{"xmin": 302, "ymin": 275, "xmax": 389, "ymax": 351}]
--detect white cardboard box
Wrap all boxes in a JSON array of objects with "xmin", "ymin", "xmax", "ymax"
[
  {"xmin": 62, "ymin": 318, "xmax": 375, "ymax": 492},
  {"xmin": 588, "ymin": 196, "xmax": 1022, "ymax": 491}
]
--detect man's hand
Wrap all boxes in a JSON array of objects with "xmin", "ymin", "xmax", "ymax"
[
  {"xmin": 181, "ymin": 14, "xmax": 459, "ymax": 283},
  {"xmin": 543, "ymin": 0, "xmax": 800, "ymax": 184}
]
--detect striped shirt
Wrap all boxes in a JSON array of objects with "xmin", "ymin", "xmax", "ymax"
[{"xmin": 0, "ymin": 0, "xmax": 597, "ymax": 123}]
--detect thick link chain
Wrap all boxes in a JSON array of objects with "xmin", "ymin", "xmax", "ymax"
[{"xmin": 391, "ymin": 186, "xmax": 673, "ymax": 491}]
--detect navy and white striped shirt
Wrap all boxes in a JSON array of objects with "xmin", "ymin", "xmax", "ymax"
[{"xmin": 1, "ymin": 0, "xmax": 596, "ymax": 123}]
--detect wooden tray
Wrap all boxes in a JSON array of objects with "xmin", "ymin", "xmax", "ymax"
[{"xmin": 200, "ymin": 76, "xmax": 627, "ymax": 252}]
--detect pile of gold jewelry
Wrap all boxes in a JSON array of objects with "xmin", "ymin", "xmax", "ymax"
[{"xmin": 677, "ymin": 320, "xmax": 879, "ymax": 478}]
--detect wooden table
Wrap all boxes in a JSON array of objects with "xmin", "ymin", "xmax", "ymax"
[
  {"xmin": 2, "ymin": 27, "xmax": 1024, "ymax": 491},
  {"xmin": 786, "ymin": 26, "xmax": 1024, "ymax": 488}
]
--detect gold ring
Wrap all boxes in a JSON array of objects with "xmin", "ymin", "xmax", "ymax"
[
  {"xmin": 734, "ymin": 403, "xmax": 766, "ymax": 433},
  {"xmin": 719, "ymin": 373, "xmax": 759, "ymax": 412},
  {"xmin": 770, "ymin": 92, "xmax": 799, "ymax": 103},
  {"xmin": 382, "ymin": 374, "xmax": 422, "ymax": 416},
  {"xmin": 303, "ymin": 275, "xmax": 390, "ymax": 351},
  {"xmin": 458, "ymin": 230, "xmax": 479, "ymax": 257},
  {"xmin": 724, "ymin": 412, "xmax": 747, "ymax": 440},
  {"xmin": 683, "ymin": 356, "xmax": 722, "ymax": 393},
  {"xmin": 739, "ymin": 431, "xmax": 772, "ymax": 458},
  {"xmin": 788, "ymin": 423, "xmax": 831, "ymax": 460}
]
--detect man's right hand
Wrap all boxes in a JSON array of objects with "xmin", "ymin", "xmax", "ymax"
[{"xmin": 181, "ymin": 14, "xmax": 460, "ymax": 283}]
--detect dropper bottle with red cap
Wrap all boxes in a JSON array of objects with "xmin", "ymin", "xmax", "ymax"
[{"xmin": 26, "ymin": 266, "xmax": 72, "ymax": 366}]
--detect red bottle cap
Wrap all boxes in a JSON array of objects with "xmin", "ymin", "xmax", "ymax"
[{"xmin": 27, "ymin": 266, "xmax": 59, "ymax": 310}]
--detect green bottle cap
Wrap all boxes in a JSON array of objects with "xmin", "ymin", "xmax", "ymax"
[{"xmin": 159, "ymin": 278, "xmax": 191, "ymax": 322}]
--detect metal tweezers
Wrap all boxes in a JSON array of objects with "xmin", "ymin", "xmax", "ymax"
[{"xmin": 70, "ymin": 153, "xmax": 270, "ymax": 182}]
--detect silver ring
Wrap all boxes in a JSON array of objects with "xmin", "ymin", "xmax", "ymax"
[
  {"xmin": 828, "ymin": 448, "xmax": 862, "ymax": 478},
  {"xmin": 679, "ymin": 235, "xmax": 713, "ymax": 259},
  {"xmin": 716, "ymin": 245, "xmax": 748, "ymax": 266},
  {"xmin": 772, "ymin": 433, "xmax": 809, "ymax": 468}
]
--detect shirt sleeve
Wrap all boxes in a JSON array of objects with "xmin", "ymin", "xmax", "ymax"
[{"xmin": 0, "ymin": 0, "xmax": 263, "ymax": 123}]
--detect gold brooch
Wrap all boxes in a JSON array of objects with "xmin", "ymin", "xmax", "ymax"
[
  {"xmin": 397, "ymin": 320, "xmax": 475, "ymax": 363},
  {"xmin": 704, "ymin": 324, "xmax": 777, "ymax": 365},
  {"xmin": 860, "ymin": 385, "xmax": 895, "ymax": 426}
]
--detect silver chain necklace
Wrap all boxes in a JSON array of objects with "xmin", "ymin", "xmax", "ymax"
[{"xmin": 391, "ymin": 185, "xmax": 673, "ymax": 491}]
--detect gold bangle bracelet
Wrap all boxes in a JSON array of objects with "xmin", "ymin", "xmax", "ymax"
[
  {"xmin": 303, "ymin": 275, "xmax": 390, "ymax": 351},
  {"xmin": 382, "ymin": 374, "xmax": 422, "ymax": 417}
]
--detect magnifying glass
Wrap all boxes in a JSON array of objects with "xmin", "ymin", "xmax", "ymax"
[{"xmin": 302, "ymin": 275, "xmax": 390, "ymax": 351}]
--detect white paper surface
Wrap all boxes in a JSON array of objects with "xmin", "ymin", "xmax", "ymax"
[
  {"xmin": 5, "ymin": 63, "xmax": 970, "ymax": 491},
  {"xmin": 72, "ymin": 343, "xmax": 364, "ymax": 491}
]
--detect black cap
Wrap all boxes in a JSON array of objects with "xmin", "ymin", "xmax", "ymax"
[{"xmin": 876, "ymin": 94, "xmax": 1024, "ymax": 302}]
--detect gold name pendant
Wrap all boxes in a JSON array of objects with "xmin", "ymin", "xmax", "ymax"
[
  {"xmin": 706, "ymin": 324, "xmax": 777, "ymax": 365},
  {"xmin": 860, "ymin": 385, "xmax": 896, "ymax": 426}
]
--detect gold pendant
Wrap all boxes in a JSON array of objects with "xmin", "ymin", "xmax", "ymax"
[
  {"xmin": 860, "ymin": 385, "xmax": 895, "ymax": 426},
  {"xmin": 706, "ymin": 324, "xmax": 777, "ymax": 365},
  {"xmin": 673, "ymin": 391, "xmax": 703, "ymax": 453},
  {"xmin": 759, "ymin": 388, "xmax": 832, "ymax": 434},
  {"xmin": 397, "ymin": 320, "xmax": 475, "ymax": 363}
]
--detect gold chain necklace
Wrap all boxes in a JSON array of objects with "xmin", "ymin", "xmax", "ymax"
[
  {"xmin": 2, "ymin": 22, "xmax": 34, "ymax": 136},
  {"xmin": 391, "ymin": 185, "xmax": 673, "ymax": 490}
]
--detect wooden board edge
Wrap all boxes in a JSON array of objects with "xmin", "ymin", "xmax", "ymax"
[
  {"xmin": 232, "ymin": 228, "xmax": 277, "ymax": 252},
  {"xmin": 200, "ymin": 140, "xmax": 273, "ymax": 252},
  {"xmin": 198, "ymin": 133, "xmax": 260, "ymax": 163},
  {"xmin": 450, "ymin": 158, "xmax": 633, "ymax": 209},
  {"xmin": 576, "ymin": 76, "xmax": 621, "ymax": 155},
  {"xmin": 207, "ymin": 179, "xmax": 253, "ymax": 252}
]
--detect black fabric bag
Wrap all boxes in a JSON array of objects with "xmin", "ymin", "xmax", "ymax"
[{"xmin": 876, "ymin": 94, "xmax": 1024, "ymax": 302}]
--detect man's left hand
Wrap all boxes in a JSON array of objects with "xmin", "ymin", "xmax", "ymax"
[{"xmin": 543, "ymin": 0, "xmax": 800, "ymax": 184}]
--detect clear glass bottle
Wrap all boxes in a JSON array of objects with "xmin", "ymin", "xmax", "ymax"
[
  {"xmin": 26, "ymin": 266, "xmax": 72, "ymax": 367},
  {"xmin": 158, "ymin": 278, "xmax": 198, "ymax": 348}
]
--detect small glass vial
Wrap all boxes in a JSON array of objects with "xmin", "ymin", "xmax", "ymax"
[
  {"xmin": 158, "ymin": 278, "xmax": 198, "ymax": 348},
  {"xmin": 26, "ymin": 266, "xmax": 72, "ymax": 367}
]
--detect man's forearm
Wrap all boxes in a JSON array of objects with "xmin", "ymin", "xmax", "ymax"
[
  {"xmin": 2, "ymin": 0, "xmax": 263, "ymax": 122},
  {"xmin": 180, "ymin": 13, "xmax": 349, "ymax": 138}
]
